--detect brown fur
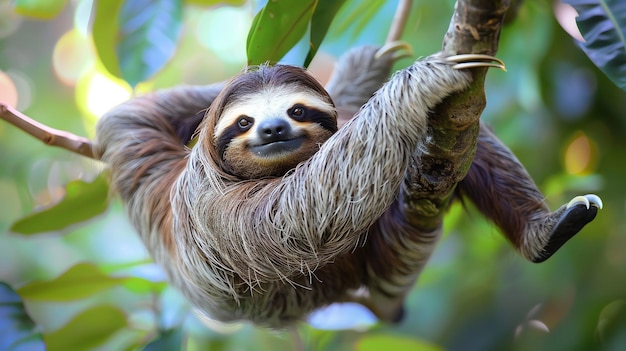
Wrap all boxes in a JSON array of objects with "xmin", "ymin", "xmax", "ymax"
[
  {"xmin": 94, "ymin": 46, "xmax": 600, "ymax": 327},
  {"xmin": 456, "ymin": 123, "xmax": 548, "ymax": 247},
  {"xmin": 95, "ymin": 54, "xmax": 473, "ymax": 326}
]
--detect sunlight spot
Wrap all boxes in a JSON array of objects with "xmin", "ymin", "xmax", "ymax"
[
  {"xmin": 28, "ymin": 159, "xmax": 64, "ymax": 208},
  {"xmin": 6, "ymin": 70, "xmax": 33, "ymax": 111},
  {"xmin": 53, "ymin": 29, "xmax": 94, "ymax": 86},
  {"xmin": 308, "ymin": 302, "xmax": 377, "ymax": 330},
  {"xmin": 564, "ymin": 131, "xmax": 597, "ymax": 175},
  {"xmin": 76, "ymin": 70, "xmax": 131, "ymax": 129},
  {"xmin": 0, "ymin": 70, "xmax": 18, "ymax": 108}
]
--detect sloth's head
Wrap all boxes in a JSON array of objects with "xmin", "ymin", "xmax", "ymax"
[{"xmin": 203, "ymin": 65, "xmax": 338, "ymax": 179}]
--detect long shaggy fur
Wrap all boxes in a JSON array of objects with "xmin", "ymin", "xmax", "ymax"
[
  {"xmin": 95, "ymin": 46, "xmax": 600, "ymax": 327},
  {"xmin": 95, "ymin": 55, "xmax": 471, "ymax": 326}
]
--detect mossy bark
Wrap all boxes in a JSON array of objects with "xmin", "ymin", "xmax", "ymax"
[{"xmin": 405, "ymin": 0, "xmax": 511, "ymax": 230}]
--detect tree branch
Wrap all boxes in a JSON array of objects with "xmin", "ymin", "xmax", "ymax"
[
  {"xmin": 404, "ymin": 0, "xmax": 511, "ymax": 229},
  {"xmin": 386, "ymin": 0, "xmax": 413, "ymax": 44},
  {"xmin": 0, "ymin": 103, "xmax": 97, "ymax": 160}
]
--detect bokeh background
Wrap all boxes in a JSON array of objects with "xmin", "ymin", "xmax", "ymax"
[{"xmin": 0, "ymin": 0, "xmax": 625, "ymax": 350}]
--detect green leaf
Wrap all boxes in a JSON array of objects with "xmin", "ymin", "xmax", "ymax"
[
  {"xmin": 246, "ymin": 0, "xmax": 318, "ymax": 66},
  {"xmin": 16, "ymin": 263, "xmax": 164, "ymax": 301},
  {"xmin": 117, "ymin": 0, "xmax": 184, "ymax": 87},
  {"xmin": 0, "ymin": 282, "xmax": 45, "ymax": 351},
  {"xmin": 184, "ymin": 0, "xmax": 245, "ymax": 6},
  {"xmin": 100, "ymin": 259, "xmax": 155, "ymax": 273},
  {"xmin": 564, "ymin": 0, "xmax": 626, "ymax": 90},
  {"xmin": 122, "ymin": 277, "xmax": 168, "ymax": 295},
  {"xmin": 332, "ymin": 0, "xmax": 386, "ymax": 41},
  {"xmin": 356, "ymin": 334, "xmax": 443, "ymax": 351},
  {"xmin": 12, "ymin": 0, "xmax": 68, "ymax": 19},
  {"xmin": 44, "ymin": 305, "xmax": 127, "ymax": 351},
  {"xmin": 143, "ymin": 328, "xmax": 184, "ymax": 351},
  {"xmin": 10, "ymin": 173, "xmax": 109, "ymax": 234},
  {"xmin": 16, "ymin": 262, "xmax": 127, "ymax": 302},
  {"xmin": 92, "ymin": 0, "xmax": 124, "ymax": 77},
  {"xmin": 303, "ymin": 0, "xmax": 348, "ymax": 67}
]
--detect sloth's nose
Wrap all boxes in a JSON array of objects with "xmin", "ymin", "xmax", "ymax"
[{"xmin": 258, "ymin": 118, "xmax": 292, "ymax": 142}]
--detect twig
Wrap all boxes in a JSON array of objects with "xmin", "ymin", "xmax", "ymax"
[
  {"xmin": 0, "ymin": 102, "xmax": 97, "ymax": 160},
  {"xmin": 385, "ymin": 0, "xmax": 413, "ymax": 44}
]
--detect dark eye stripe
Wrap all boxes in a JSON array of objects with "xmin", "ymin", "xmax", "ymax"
[
  {"xmin": 288, "ymin": 104, "xmax": 337, "ymax": 133},
  {"xmin": 216, "ymin": 115, "xmax": 254, "ymax": 157}
]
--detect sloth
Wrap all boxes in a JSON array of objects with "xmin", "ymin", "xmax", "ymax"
[{"xmin": 94, "ymin": 46, "xmax": 602, "ymax": 327}]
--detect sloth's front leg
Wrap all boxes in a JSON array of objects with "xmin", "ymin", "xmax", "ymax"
[
  {"xmin": 458, "ymin": 122, "xmax": 602, "ymax": 263},
  {"xmin": 361, "ymin": 53, "xmax": 505, "ymax": 323}
]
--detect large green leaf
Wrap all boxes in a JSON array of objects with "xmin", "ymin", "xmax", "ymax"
[
  {"xmin": 331, "ymin": 0, "xmax": 386, "ymax": 41},
  {"xmin": 17, "ymin": 262, "xmax": 129, "ymax": 302},
  {"xmin": 10, "ymin": 173, "xmax": 109, "ymax": 235},
  {"xmin": 564, "ymin": 0, "xmax": 626, "ymax": 90},
  {"xmin": 356, "ymin": 334, "xmax": 443, "ymax": 351},
  {"xmin": 92, "ymin": 0, "xmax": 183, "ymax": 86},
  {"xmin": 92, "ymin": 0, "xmax": 125, "ymax": 77},
  {"xmin": 303, "ymin": 0, "xmax": 348, "ymax": 67},
  {"xmin": 43, "ymin": 305, "xmax": 127, "ymax": 351},
  {"xmin": 117, "ymin": 0, "xmax": 184, "ymax": 87},
  {"xmin": 0, "ymin": 282, "xmax": 45, "ymax": 351},
  {"xmin": 12, "ymin": 0, "xmax": 68, "ymax": 19},
  {"xmin": 246, "ymin": 0, "xmax": 318, "ymax": 66}
]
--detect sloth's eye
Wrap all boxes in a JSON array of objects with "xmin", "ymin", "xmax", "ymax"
[
  {"xmin": 289, "ymin": 105, "xmax": 306, "ymax": 119},
  {"xmin": 237, "ymin": 116, "xmax": 253, "ymax": 130}
]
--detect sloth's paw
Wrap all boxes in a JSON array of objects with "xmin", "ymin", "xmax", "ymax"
[{"xmin": 532, "ymin": 194, "xmax": 603, "ymax": 263}]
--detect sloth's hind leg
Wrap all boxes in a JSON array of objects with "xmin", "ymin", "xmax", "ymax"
[
  {"xmin": 529, "ymin": 194, "xmax": 602, "ymax": 262},
  {"xmin": 458, "ymin": 122, "xmax": 602, "ymax": 262}
]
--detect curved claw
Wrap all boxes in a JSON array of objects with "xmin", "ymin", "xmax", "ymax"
[
  {"xmin": 567, "ymin": 194, "xmax": 603, "ymax": 210},
  {"xmin": 446, "ymin": 54, "xmax": 507, "ymax": 71},
  {"xmin": 531, "ymin": 193, "xmax": 602, "ymax": 263},
  {"xmin": 375, "ymin": 41, "xmax": 414, "ymax": 61}
]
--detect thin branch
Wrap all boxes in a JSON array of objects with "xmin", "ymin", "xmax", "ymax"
[
  {"xmin": 386, "ymin": 0, "xmax": 413, "ymax": 44},
  {"xmin": 0, "ymin": 103, "xmax": 97, "ymax": 160}
]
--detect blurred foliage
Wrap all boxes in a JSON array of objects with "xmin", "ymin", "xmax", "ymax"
[
  {"xmin": 0, "ymin": 282, "xmax": 45, "ymax": 351},
  {"xmin": 10, "ymin": 174, "xmax": 109, "ymax": 234},
  {"xmin": 1, "ymin": 0, "xmax": 626, "ymax": 350},
  {"xmin": 564, "ymin": 0, "xmax": 626, "ymax": 90}
]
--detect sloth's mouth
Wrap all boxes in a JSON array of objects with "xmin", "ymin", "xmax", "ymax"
[{"xmin": 250, "ymin": 137, "xmax": 304, "ymax": 157}]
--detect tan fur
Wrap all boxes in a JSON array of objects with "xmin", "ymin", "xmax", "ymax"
[
  {"xmin": 214, "ymin": 82, "xmax": 336, "ymax": 179},
  {"xmin": 223, "ymin": 123, "xmax": 333, "ymax": 179}
]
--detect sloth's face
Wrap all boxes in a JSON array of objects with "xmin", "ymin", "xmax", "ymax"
[{"xmin": 214, "ymin": 83, "xmax": 337, "ymax": 179}]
